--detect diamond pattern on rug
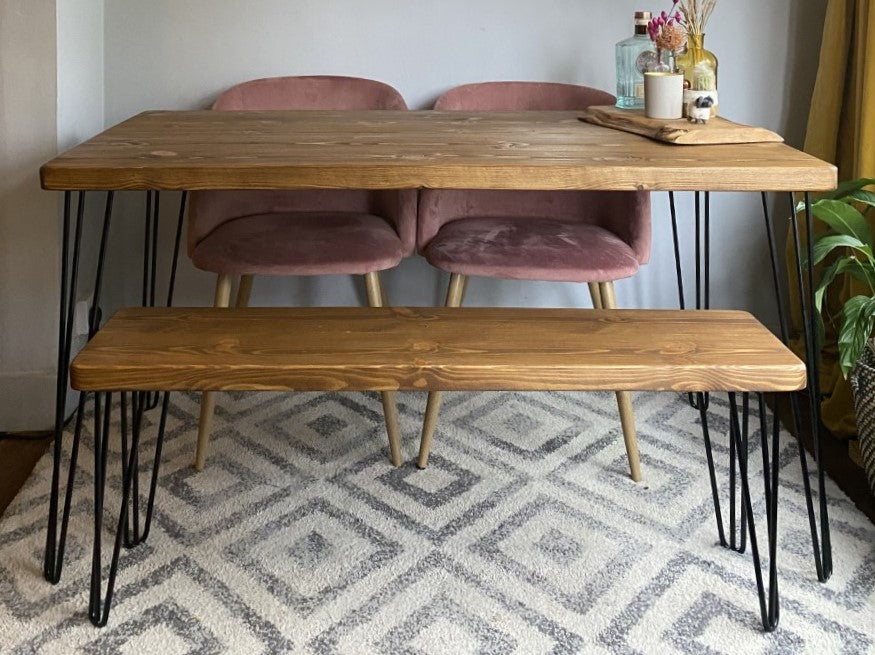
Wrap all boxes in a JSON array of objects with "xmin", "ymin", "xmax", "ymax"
[
  {"xmin": 332, "ymin": 445, "xmax": 527, "ymax": 545},
  {"xmin": 225, "ymin": 497, "xmax": 401, "ymax": 616},
  {"xmin": 470, "ymin": 493, "xmax": 651, "ymax": 614},
  {"xmin": 375, "ymin": 454, "xmax": 481, "ymax": 509},
  {"xmin": 312, "ymin": 552, "xmax": 585, "ymax": 654},
  {"xmin": 598, "ymin": 552, "xmax": 872, "ymax": 655},
  {"xmin": 255, "ymin": 392, "xmax": 390, "ymax": 468},
  {"xmin": 0, "ymin": 390, "xmax": 873, "ymax": 654},
  {"xmin": 447, "ymin": 391, "xmax": 593, "ymax": 461},
  {"xmin": 379, "ymin": 593, "xmax": 517, "ymax": 655},
  {"xmin": 79, "ymin": 601, "xmax": 223, "ymax": 655}
]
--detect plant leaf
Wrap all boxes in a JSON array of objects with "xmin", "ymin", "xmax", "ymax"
[
  {"xmin": 798, "ymin": 190, "xmax": 875, "ymax": 211},
  {"xmin": 824, "ymin": 178, "xmax": 875, "ymax": 200},
  {"xmin": 810, "ymin": 234, "xmax": 873, "ymax": 266},
  {"xmin": 846, "ymin": 257, "xmax": 875, "ymax": 290},
  {"xmin": 846, "ymin": 189, "xmax": 875, "ymax": 211},
  {"xmin": 814, "ymin": 257, "xmax": 873, "ymax": 311},
  {"xmin": 838, "ymin": 295, "xmax": 875, "ymax": 377},
  {"xmin": 814, "ymin": 258, "xmax": 875, "ymax": 358},
  {"xmin": 807, "ymin": 199, "xmax": 872, "ymax": 245}
]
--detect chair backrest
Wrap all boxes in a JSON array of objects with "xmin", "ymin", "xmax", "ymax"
[
  {"xmin": 418, "ymin": 81, "xmax": 651, "ymax": 264},
  {"xmin": 213, "ymin": 75, "xmax": 407, "ymax": 111},
  {"xmin": 188, "ymin": 76, "xmax": 415, "ymax": 256},
  {"xmin": 434, "ymin": 81, "xmax": 614, "ymax": 111}
]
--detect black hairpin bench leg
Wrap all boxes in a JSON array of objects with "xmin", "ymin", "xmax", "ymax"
[
  {"xmin": 119, "ymin": 391, "xmax": 171, "ymax": 548},
  {"xmin": 697, "ymin": 391, "xmax": 747, "ymax": 552},
  {"xmin": 698, "ymin": 391, "xmax": 780, "ymax": 631},
  {"xmin": 89, "ymin": 390, "xmax": 165, "ymax": 627}
]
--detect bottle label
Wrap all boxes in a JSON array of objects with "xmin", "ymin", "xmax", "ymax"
[{"xmin": 636, "ymin": 50, "xmax": 658, "ymax": 74}]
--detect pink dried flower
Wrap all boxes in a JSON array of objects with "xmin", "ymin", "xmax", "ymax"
[
  {"xmin": 655, "ymin": 22, "xmax": 687, "ymax": 52},
  {"xmin": 647, "ymin": 4, "xmax": 687, "ymax": 51}
]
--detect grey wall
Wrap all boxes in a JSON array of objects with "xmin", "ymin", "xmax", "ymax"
[
  {"xmin": 100, "ymin": 0, "xmax": 826, "ymax": 319},
  {"xmin": 0, "ymin": 0, "xmax": 827, "ymax": 430}
]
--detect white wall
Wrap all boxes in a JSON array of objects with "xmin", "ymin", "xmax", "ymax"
[
  {"xmin": 0, "ymin": 1, "xmax": 60, "ymax": 431},
  {"xmin": 100, "ymin": 0, "xmax": 826, "ymax": 322},
  {"xmin": 56, "ymin": 0, "xmax": 105, "ymax": 423},
  {"xmin": 0, "ymin": 1, "xmax": 104, "ymax": 431},
  {"xmin": 58, "ymin": 0, "xmax": 104, "ymax": 151}
]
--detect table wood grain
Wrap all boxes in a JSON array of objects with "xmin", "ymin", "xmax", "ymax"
[
  {"xmin": 41, "ymin": 110, "xmax": 836, "ymax": 192},
  {"xmin": 70, "ymin": 307, "xmax": 806, "ymax": 393}
]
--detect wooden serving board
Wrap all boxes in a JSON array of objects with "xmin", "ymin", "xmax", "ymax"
[{"xmin": 579, "ymin": 105, "xmax": 783, "ymax": 145}]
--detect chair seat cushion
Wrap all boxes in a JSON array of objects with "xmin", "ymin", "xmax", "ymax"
[
  {"xmin": 422, "ymin": 218, "xmax": 640, "ymax": 282},
  {"xmin": 191, "ymin": 212, "xmax": 404, "ymax": 275}
]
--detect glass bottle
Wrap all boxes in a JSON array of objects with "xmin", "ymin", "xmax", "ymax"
[
  {"xmin": 615, "ymin": 11, "xmax": 655, "ymax": 109},
  {"xmin": 676, "ymin": 33, "xmax": 719, "ymax": 117}
]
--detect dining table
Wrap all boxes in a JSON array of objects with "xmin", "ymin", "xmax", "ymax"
[{"xmin": 38, "ymin": 109, "xmax": 838, "ymax": 627}]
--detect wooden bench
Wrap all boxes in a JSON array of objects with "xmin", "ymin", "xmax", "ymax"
[{"xmin": 69, "ymin": 306, "xmax": 805, "ymax": 627}]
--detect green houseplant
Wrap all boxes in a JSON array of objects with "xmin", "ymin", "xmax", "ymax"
[
  {"xmin": 810, "ymin": 177, "xmax": 875, "ymax": 494},
  {"xmin": 810, "ymin": 178, "xmax": 875, "ymax": 374}
]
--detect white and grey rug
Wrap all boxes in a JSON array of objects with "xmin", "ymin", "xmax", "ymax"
[{"xmin": 0, "ymin": 390, "xmax": 873, "ymax": 654}]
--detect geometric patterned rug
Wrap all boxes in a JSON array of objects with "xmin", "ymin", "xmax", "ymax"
[{"xmin": 1, "ymin": 390, "xmax": 873, "ymax": 654}]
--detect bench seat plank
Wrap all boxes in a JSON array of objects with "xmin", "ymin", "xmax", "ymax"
[{"xmin": 70, "ymin": 307, "xmax": 806, "ymax": 394}]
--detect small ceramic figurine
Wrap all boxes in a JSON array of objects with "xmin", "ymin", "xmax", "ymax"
[{"xmin": 687, "ymin": 95, "xmax": 714, "ymax": 124}]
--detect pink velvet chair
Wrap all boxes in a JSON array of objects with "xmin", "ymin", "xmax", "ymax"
[
  {"xmin": 188, "ymin": 76, "xmax": 416, "ymax": 471},
  {"xmin": 416, "ymin": 81, "xmax": 651, "ymax": 481}
]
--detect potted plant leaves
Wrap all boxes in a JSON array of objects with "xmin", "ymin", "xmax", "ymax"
[{"xmin": 810, "ymin": 177, "xmax": 875, "ymax": 494}]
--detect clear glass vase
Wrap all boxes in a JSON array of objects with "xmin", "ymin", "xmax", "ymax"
[
  {"xmin": 676, "ymin": 33, "xmax": 718, "ymax": 117},
  {"xmin": 648, "ymin": 48, "xmax": 673, "ymax": 73}
]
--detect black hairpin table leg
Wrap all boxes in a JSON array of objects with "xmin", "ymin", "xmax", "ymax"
[
  {"xmin": 44, "ymin": 191, "xmax": 114, "ymax": 584},
  {"xmin": 140, "ymin": 190, "xmax": 186, "ymax": 409},
  {"xmin": 45, "ymin": 190, "xmax": 186, "ymax": 583},
  {"xmin": 120, "ymin": 191, "xmax": 186, "ymax": 546},
  {"xmin": 670, "ymin": 191, "xmax": 711, "ymax": 411},
  {"xmin": 760, "ymin": 191, "xmax": 832, "ymax": 582}
]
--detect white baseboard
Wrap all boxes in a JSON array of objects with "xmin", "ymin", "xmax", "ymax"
[
  {"xmin": 0, "ymin": 330, "xmax": 90, "ymax": 433},
  {"xmin": 0, "ymin": 371, "xmax": 59, "ymax": 432}
]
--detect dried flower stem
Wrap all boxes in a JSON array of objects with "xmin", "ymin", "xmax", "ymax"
[{"xmin": 677, "ymin": 0, "xmax": 716, "ymax": 35}]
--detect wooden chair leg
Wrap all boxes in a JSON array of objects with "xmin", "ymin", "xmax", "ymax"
[
  {"xmin": 588, "ymin": 282, "xmax": 603, "ymax": 309},
  {"xmin": 598, "ymin": 281, "xmax": 642, "ymax": 482},
  {"xmin": 194, "ymin": 273, "xmax": 232, "ymax": 471},
  {"xmin": 364, "ymin": 272, "xmax": 403, "ymax": 467},
  {"xmin": 418, "ymin": 273, "xmax": 467, "ymax": 469},
  {"xmin": 236, "ymin": 274, "xmax": 254, "ymax": 308}
]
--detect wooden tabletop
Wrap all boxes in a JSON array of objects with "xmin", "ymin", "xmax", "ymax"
[
  {"xmin": 70, "ymin": 307, "xmax": 806, "ymax": 393},
  {"xmin": 41, "ymin": 110, "xmax": 836, "ymax": 192}
]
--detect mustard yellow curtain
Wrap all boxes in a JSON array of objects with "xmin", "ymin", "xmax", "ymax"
[{"xmin": 788, "ymin": 0, "xmax": 874, "ymax": 437}]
